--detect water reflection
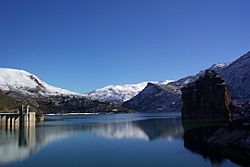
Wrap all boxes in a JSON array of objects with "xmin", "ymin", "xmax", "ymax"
[
  {"xmin": 182, "ymin": 120, "xmax": 228, "ymax": 165},
  {"xmin": 0, "ymin": 114, "xmax": 246, "ymax": 167},
  {"xmin": 0, "ymin": 125, "xmax": 73, "ymax": 164},
  {"xmin": 182, "ymin": 119, "xmax": 250, "ymax": 167},
  {"xmin": 0, "ymin": 115, "xmax": 183, "ymax": 165},
  {"xmin": 83, "ymin": 118, "xmax": 183, "ymax": 140}
]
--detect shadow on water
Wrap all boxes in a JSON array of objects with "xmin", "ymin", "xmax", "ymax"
[
  {"xmin": 0, "ymin": 113, "xmax": 247, "ymax": 166},
  {"xmin": 182, "ymin": 119, "xmax": 229, "ymax": 165},
  {"xmin": 182, "ymin": 119, "xmax": 250, "ymax": 167}
]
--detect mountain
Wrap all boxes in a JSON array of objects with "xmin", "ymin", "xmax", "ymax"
[
  {"xmin": 0, "ymin": 68, "xmax": 130, "ymax": 113},
  {"xmin": 168, "ymin": 62, "xmax": 230, "ymax": 90},
  {"xmin": 1, "ymin": 51, "xmax": 249, "ymax": 113},
  {"xmin": 86, "ymin": 80, "xmax": 173, "ymax": 104},
  {"xmin": 0, "ymin": 68, "xmax": 78, "ymax": 97},
  {"xmin": 217, "ymin": 51, "xmax": 250, "ymax": 101},
  {"xmin": 122, "ymin": 82, "xmax": 182, "ymax": 112},
  {"xmin": 123, "ymin": 62, "xmax": 230, "ymax": 112}
]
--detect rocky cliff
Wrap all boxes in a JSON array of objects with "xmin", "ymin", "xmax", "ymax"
[{"xmin": 181, "ymin": 70, "xmax": 232, "ymax": 119}]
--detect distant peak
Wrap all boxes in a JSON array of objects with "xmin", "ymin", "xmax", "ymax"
[{"xmin": 0, "ymin": 67, "xmax": 79, "ymax": 96}]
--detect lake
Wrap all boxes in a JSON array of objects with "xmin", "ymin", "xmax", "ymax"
[{"xmin": 0, "ymin": 113, "xmax": 243, "ymax": 167}]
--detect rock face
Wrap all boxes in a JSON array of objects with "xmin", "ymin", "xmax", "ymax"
[{"xmin": 181, "ymin": 70, "xmax": 232, "ymax": 119}]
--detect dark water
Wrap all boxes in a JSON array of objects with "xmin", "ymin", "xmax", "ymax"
[{"xmin": 0, "ymin": 113, "xmax": 243, "ymax": 167}]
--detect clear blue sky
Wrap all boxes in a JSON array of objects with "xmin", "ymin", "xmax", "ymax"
[{"xmin": 1, "ymin": 0, "xmax": 250, "ymax": 93}]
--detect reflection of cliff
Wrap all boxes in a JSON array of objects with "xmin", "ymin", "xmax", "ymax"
[
  {"xmin": 183, "ymin": 120, "xmax": 250, "ymax": 167},
  {"xmin": 182, "ymin": 120, "xmax": 224, "ymax": 165}
]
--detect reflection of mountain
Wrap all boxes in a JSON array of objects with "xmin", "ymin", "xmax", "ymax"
[
  {"xmin": 84, "ymin": 122, "xmax": 149, "ymax": 140},
  {"xmin": 83, "ymin": 118, "xmax": 183, "ymax": 141},
  {"xmin": 1, "ymin": 116, "xmax": 247, "ymax": 167},
  {"xmin": 0, "ymin": 116, "xmax": 183, "ymax": 164},
  {"xmin": 135, "ymin": 118, "xmax": 183, "ymax": 140}
]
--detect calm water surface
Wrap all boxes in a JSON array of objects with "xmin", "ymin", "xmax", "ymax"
[{"xmin": 0, "ymin": 113, "xmax": 242, "ymax": 167}]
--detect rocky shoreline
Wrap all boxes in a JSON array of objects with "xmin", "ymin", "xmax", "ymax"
[
  {"xmin": 206, "ymin": 121, "xmax": 250, "ymax": 166},
  {"xmin": 181, "ymin": 69, "xmax": 250, "ymax": 166}
]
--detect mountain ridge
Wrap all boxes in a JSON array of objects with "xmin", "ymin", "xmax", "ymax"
[
  {"xmin": 86, "ymin": 80, "xmax": 173, "ymax": 104},
  {"xmin": 0, "ymin": 68, "xmax": 79, "ymax": 97},
  {"xmin": 123, "ymin": 51, "xmax": 249, "ymax": 112},
  {"xmin": 0, "ymin": 51, "xmax": 249, "ymax": 113}
]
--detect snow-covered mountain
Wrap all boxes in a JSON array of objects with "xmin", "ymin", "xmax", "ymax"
[
  {"xmin": 0, "ymin": 68, "xmax": 78, "ymax": 96},
  {"xmin": 123, "ymin": 62, "xmax": 231, "ymax": 112},
  {"xmin": 86, "ymin": 80, "xmax": 173, "ymax": 104},
  {"xmin": 169, "ymin": 62, "xmax": 230, "ymax": 89},
  {"xmin": 218, "ymin": 51, "xmax": 250, "ymax": 100},
  {"xmin": 122, "ymin": 82, "xmax": 182, "ymax": 112}
]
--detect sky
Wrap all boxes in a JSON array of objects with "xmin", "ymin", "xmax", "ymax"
[{"xmin": 1, "ymin": 0, "xmax": 250, "ymax": 93}]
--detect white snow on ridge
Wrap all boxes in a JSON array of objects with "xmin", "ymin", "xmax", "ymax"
[
  {"xmin": 158, "ymin": 80, "xmax": 174, "ymax": 85},
  {"xmin": 0, "ymin": 67, "xmax": 173, "ymax": 102},
  {"xmin": 86, "ymin": 80, "xmax": 173, "ymax": 104},
  {"xmin": 210, "ymin": 63, "xmax": 230, "ymax": 71},
  {"xmin": 178, "ymin": 62, "xmax": 231, "ymax": 86},
  {"xmin": 0, "ymin": 68, "xmax": 79, "ymax": 96}
]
